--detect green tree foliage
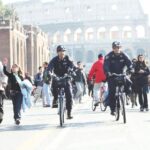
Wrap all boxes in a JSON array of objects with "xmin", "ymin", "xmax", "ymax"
[{"xmin": 0, "ymin": 0, "xmax": 16, "ymax": 19}]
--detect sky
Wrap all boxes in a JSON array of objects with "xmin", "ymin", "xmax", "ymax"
[{"xmin": 2, "ymin": 0, "xmax": 150, "ymax": 22}]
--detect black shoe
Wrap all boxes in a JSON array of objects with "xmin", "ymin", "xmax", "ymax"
[
  {"xmin": 67, "ymin": 116, "xmax": 73, "ymax": 119},
  {"xmin": 94, "ymin": 102, "xmax": 99, "ymax": 107},
  {"xmin": 111, "ymin": 111, "xmax": 116, "ymax": 116},
  {"xmin": 140, "ymin": 107, "xmax": 144, "ymax": 112},
  {"xmin": 45, "ymin": 105, "xmax": 51, "ymax": 107},
  {"xmin": 67, "ymin": 110, "xmax": 73, "ymax": 119},
  {"xmin": 52, "ymin": 104, "xmax": 58, "ymax": 108},
  {"xmin": 15, "ymin": 119, "xmax": 20, "ymax": 125},
  {"xmin": 135, "ymin": 102, "xmax": 138, "ymax": 106},
  {"xmin": 145, "ymin": 108, "xmax": 149, "ymax": 112}
]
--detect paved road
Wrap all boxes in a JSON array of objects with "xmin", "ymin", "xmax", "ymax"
[{"xmin": 0, "ymin": 95, "xmax": 150, "ymax": 150}]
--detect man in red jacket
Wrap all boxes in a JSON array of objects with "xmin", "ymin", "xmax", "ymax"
[{"xmin": 88, "ymin": 54, "xmax": 106, "ymax": 106}]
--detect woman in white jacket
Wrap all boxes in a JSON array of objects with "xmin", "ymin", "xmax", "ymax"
[{"xmin": 0, "ymin": 61, "xmax": 8, "ymax": 123}]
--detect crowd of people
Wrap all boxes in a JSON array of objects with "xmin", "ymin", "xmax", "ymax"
[{"xmin": 0, "ymin": 41, "xmax": 150, "ymax": 125}]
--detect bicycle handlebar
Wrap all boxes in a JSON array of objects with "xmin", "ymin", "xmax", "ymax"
[{"xmin": 110, "ymin": 73, "xmax": 126, "ymax": 77}]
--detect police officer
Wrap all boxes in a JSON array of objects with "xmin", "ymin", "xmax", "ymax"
[
  {"xmin": 48, "ymin": 45, "xmax": 74, "ymax": 119},
  {"xmin": 104, "ymin": 41, "xmax": 132, "ymax": 116}
]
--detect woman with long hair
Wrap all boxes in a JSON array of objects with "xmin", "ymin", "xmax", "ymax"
[
  {"xmin": 135, "ymin": 55, "xmax": 150, "ymax": 112},
  {"xmin": 3, "ymin": 58, "xmax": 23, "ymax": 125}
]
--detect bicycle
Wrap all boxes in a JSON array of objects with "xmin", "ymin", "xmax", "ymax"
[
  {"xmin": 52, "ymin": 72, "xmax": 74, "ymax": 127},
  {"xmin": 92, "ymin": 84, "xmax": 107, "ymax": 112},
  {"xmin": 112, "ymin": 73, "xmax": 128, "ymax": 124}
]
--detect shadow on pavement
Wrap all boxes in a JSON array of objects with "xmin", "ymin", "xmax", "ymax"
[{"xmin": 0, "ymin": 124, "xmax": 55, "ymax": 132}]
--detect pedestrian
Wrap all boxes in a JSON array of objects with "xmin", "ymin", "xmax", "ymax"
[
  {"xmin": 33, "ymin": 66, "xmax": 43, "ymax": 104},
  {"xmin": 135, "ymin": 54, "xmax": 150, "ymax": 111},
  {"xmin": 130, "ymin": 58, "xmax": 138, "ymax": 107},
  {"xmin": 74, "ymin": 61, "xmax": 87, "ymax": 103},
  {"xmin": 0, "ymin": 61, "xmax": 8, "ymax": 124},
  {"xmin": 42, "ymin": 62, "xmax": 51, "ymax": 107},
  {"xmin": 87, "ymin": 77, "xmax": 94, "ymax": 97},
  {"xmin": 25, "ymin": 72, "xmax": 33, "ymax": 84},
  {"xmin": 3, "ymin": 58, "xmax": 23, "ymax": 125}
]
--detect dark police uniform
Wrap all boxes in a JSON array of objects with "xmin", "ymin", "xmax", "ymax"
[
  {"xmin": 104, "ymin": 51, "xmax": 132, "ymax": 112},
  {"xmin": 48, "ymin": 55, "xmax": 74, "ymax": 111}
]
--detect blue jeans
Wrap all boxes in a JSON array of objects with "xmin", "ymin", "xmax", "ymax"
[
  {"xmin": 42, "ymin": 83, "xmax": 51, "ymax": 106},
  {"xmin": 11, "ymin": 92, "xmax": 23, "ymax": 120}
]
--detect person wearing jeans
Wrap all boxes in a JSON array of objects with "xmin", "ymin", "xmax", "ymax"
[
  {"xmin": 3, "ymin": 58, "xmax": 23, "ymax": 125},
  {"xmin": 74, "ymin": 61, "xmax": 86, "ymax": 103},
  {"xmin": 88, "ymin": 54, "xmax": 106, "ymax": 106},
  {"xmin": 42, "ymin": 62, "xmax": 51, "ymax": 107},
  {"xmin": 135, "ymin": 54, "xmax": 150, "ymax": 112}
]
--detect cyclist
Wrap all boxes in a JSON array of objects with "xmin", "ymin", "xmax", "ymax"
[
  {"xmin": 48, "ymin": 45, "xmax": 74, "ymax": 119},
  {"xmin": 88, "ymin": 54, "xmax": 106, "ymax": 107},
  {"xmin": 104, "ymin": 41, "xmax": 132, "ymax": 116}
]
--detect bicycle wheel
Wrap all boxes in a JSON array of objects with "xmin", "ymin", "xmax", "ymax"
[
  {"xmin": 115, "ymin": 98, "xmax": 120, "ymax": 121},
  {"xmin": 121, "ymin": 95, "xmax": 126, "ymax": 124},
  {"xmin": 59, "ymin": 97, "xmax": 64, "ymax": 127},
  {"xmin": 100, "ymin": 97, "xmax": 107, "ymax": 112},
  {"xmin": 92, "ymin": 99, "xmax": 96, "ymax": 111}
]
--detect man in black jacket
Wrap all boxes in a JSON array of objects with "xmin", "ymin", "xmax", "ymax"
[
  {"xmin": 104, "ymin": 41, "xmax": 132, "ymax": 115},
  {"xmin": 48, "ymin": 45, "xmax": 74, "ymax": 119}
]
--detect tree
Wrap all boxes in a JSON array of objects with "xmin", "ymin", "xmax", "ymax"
[{"xmin": 0, "ymin": 0, "xmax": 17, "ymax": 19}]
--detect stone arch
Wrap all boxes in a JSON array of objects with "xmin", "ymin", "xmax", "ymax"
[
  {"xmin": 136, "ymin": 25, "xmax": 145, "ymax": 38},
  {"xmin": 85, "ymin": 28, "xmax": 94, "ymax": 41},
  {"xmin": 110, "ymin": 26, "xmax": 119, "ymax": 39},
  {"xmin": 53, "ymin": 31, "xmax": 61, "ymax": 43},
  {"xmin": 122, "ymin": 26, "xmax": 132, "ymax": 39},
  {"xmin": 64, "ymin": 29, "xmax": 72, "ymax": 42},
  {"xmin": 97, "ymin": 27, "xmax": 106, "ymax": 39},
  {"xmin": 74, "ymin": 28, "xmax": 82, "ymax": 42}
]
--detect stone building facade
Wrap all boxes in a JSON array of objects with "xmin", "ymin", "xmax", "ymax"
[
  {"xmin": 10, "ymin": 0, "xmax": 150, "ymax": 70},
  {"xmin": 24, "ymin": 25, "xmax": 50, "ymax": 76},
  {"xmin": 0, "ymin": 19, "xmax": 26, "ymax": 71},
  {"xmin": 0, "ymin": 18, "xmax": 50, "ymax": 76}
]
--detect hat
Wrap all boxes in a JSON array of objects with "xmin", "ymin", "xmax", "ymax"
[
  {"xmin": 112, "ymin": 41, "xmax": 122, "ymax": 48},
  {"xmin": 57, "ymin": 45, "xmax": 66, "ymax": 52}
]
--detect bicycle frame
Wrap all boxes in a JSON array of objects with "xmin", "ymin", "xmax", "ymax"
[{"xmin": 115, "ymin": 84, "xmax": 126, "ymax": 123}]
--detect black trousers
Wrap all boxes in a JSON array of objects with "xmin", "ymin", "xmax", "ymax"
[
  {"xmin": 52, "ymin": 82, "xmax": 73, "ymax": 111},
  {"xmin": 108, "ymin": 79, "xmax": 116, "ymax": 112},
  {"xmin": 138, "ymin": 86, "xmax": 148, "ymax": 108},
  {"xmin": 0, "ymin": 91, "xmax": 5, "ymax": 114},
  {"xmin": 11, "ymin": 92, "xmax": 23, "ymax": 120}
]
